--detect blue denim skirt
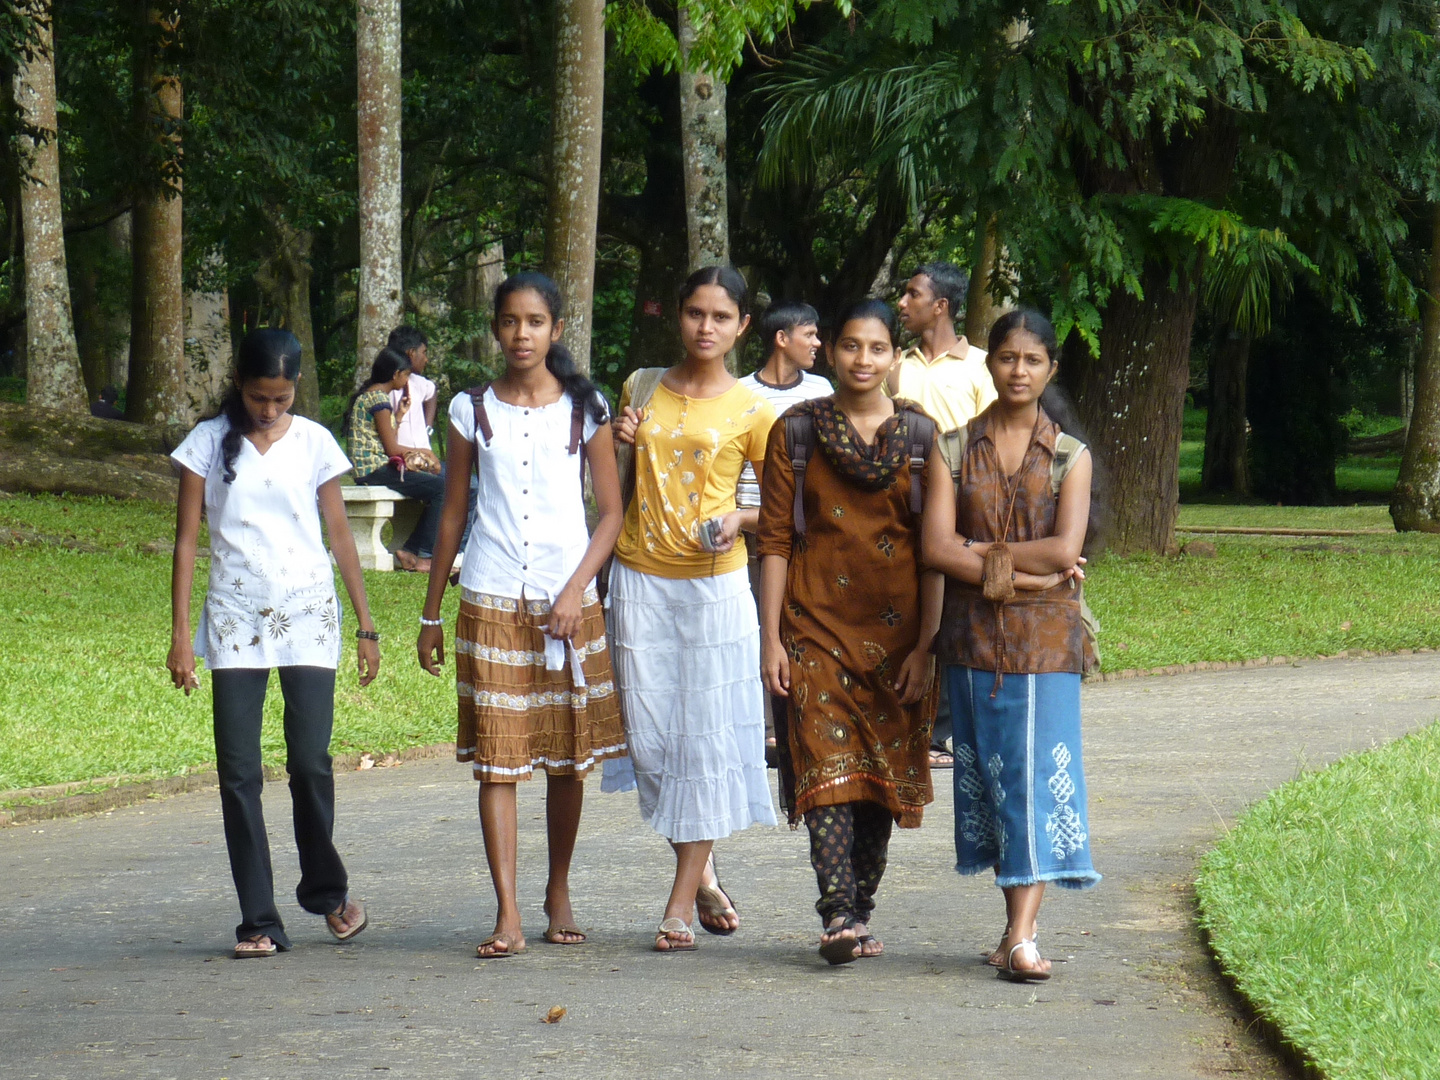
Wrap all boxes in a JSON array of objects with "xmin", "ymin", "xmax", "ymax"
[{"xmin": 946, "ymin": 666, "xmax": 1100, "ymax": 890}]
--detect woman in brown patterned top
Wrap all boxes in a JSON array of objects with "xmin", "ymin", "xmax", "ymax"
[
  {"xmin": 922, "ymin": 308, "xmax": 1100, "ymax": 984},
  {"xmin": 759, "ymin": 298, "xmax": 942, "ymax": 965}
]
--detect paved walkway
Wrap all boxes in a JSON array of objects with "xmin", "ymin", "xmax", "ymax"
[{"xmin": 3, "ymin": 655, "xmax": 1437, "ymax": 1080}]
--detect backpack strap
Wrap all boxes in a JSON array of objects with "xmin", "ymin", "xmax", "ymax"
[
  {"xmin": 467, "ymin": 384, "xmax": 493, "ymax": 445},
  {"xmin": 935, "ymin": 426, "xmax": 968, "ymax": 494},
  {"xmin": 1051, "ymin": 432, "xmax": 1086, "ymax": 495},
  {"xmin": 785, "ymin": 413, "xmax": 815, "ymax": 536},
  {"xmin": 616, "ymin": 368, "xmax": 669, "ymax": 512},
  {"xmin": 901, "ymin": 408, "xmax": 937, "ymax": 515},
  {"xmin": 568, "ymin": 397, "xmax": 584, "ymax": 455}
]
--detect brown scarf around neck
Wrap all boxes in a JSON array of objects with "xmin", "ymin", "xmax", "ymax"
[{"xmin": 795, "ymin": 396, "xmax": 915, "ymax": 491}]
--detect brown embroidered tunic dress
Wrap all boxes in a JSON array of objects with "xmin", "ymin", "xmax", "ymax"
[
  {"xmin": 934, "ymin": 406, "xmax": 1086, "ymax": 674},
  {"xmin": 757, "ymin": 407, "xmax": 936, "ymax": 828}
]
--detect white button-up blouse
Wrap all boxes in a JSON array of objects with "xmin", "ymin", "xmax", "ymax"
[{"xmin": 449, "ymin": 387, "xmax": 607, "ymax": 600}]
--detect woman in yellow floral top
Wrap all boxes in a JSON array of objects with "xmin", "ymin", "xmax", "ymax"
[{"xmin": 608, "ymin": 266, "xmax": 777, "ymax": 952}]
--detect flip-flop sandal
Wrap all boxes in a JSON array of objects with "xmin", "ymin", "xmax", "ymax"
[
  {"xmin": 928, "ymin": 748, "xmax": 955, "ymax": 768},
  {"xmin": 818, "ymin": 918, "xmax": 860, "ymax": 966},
  {"xmin": 654, "ymin": 918, "xmax": 697, "ymax": 952},
  {"xmin": 325, "ymin": 898, "xmax": 368, "ymax": 942},
  {"xmin": 542, "ymin": 925, "xmax": 587, "ymax": 945},
  {"xmin": 998, "ymin": 938, "xmax": 1052, "ymax": 983},
  {"xmin": 233, "ymin": 935, "xmax": 278, "ymax": 959},
  {"xmin": 695, "ymin": 855, "xmax": 738, "ymax": 936},
  {"xmin": 477, "ymin": 931, "xmax": 526, "ymax": 958},
  {"xmin": 856, "ymin": 933, "xmax": 884, "ymax": 958}
]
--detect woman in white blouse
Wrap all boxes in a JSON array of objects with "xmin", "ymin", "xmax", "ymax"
[
  {"xmin": 168, "ymin": 329, "xmax": 378, "ymax": 959},
  {"xmin": 418, "ymin": 272, "xmax": 626, "ymax": 958}
]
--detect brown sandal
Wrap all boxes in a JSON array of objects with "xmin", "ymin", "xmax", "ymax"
[{"xmin": 476, "ymin": 930, "xmax": 526, "ymax": 958}]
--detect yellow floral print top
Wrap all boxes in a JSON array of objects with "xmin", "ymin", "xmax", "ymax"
[{"xmin": 614, "ymin": 376, "xmax": 775, "ymax": 579}]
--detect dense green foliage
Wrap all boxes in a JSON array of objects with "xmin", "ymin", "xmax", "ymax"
[{"xmin": 1197, "ymin": 723, "xmax": 1440, "ymax": 1079}]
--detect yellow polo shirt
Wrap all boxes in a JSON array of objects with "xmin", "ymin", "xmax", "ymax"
[{"xmin": 891, "ymin": 342, "xmax": 996, "ymax": 433}]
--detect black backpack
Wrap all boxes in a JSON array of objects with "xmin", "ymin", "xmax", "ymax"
[{"xmin": 785, "ymin": 405, "xmax": 937, "ymax": 534}]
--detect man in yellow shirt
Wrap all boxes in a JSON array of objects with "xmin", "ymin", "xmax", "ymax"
[
  {"xmin": 889, "ymin": 261, "xmax": 996, "ymax": 770},
  {"xmin": 888, "ymin": 261, "xmax": 996, "ymax": 433}
]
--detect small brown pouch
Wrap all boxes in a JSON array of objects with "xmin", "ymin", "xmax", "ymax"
[{"xmin": 982, "ymin": 542, "xmax": 1016, "ymax": 602}]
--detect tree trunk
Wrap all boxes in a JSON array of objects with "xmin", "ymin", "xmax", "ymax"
[
  {"xmin": 355, "ymin": 0, "xmax": 403, "ymax": 387},
  {"xmin": 460, "ymin": 240, "xmax": 506, "ymax": 369},
  {"xmin": 1393, "ymin": 204, "xmax": 1440, "ymax": 531},
  {"xmin": 677, "ymin": 7, "xmax": 728, "ymax": 272},
  {"xmin": 14, "ymin": 0, "xmax": 87, "ymax": 414},
  {"xmin": 125, "ymin": 5, "xmax": 185, "ymax": 425},
  {"xmin": 105, "ymin": 213, "xmax": 133, "ymax": 390},
  {"xmin": 182, "ymin": 252, "xmax": 231, "ymax": 424},
  {"xmin": 542, "ymin": 0, "xmax": 604, "ymax": 375},
  {"xmin": 1201, "ymin": 324, "xmax": 1251, "ymax": 494},
  {"xmin": 256, "ymin": 221, "xmax": 318, "ymax": 418},
  {"xmin": 964, "ymin": 215, "xmax": 1005, "ymax": 348},
  {"xmin": 1073, "ymin": 267, "xmax": 1199, "ymax": 554}
]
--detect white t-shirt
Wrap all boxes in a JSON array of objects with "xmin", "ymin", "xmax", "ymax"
[
  {"xmin": 735, "ymin": 370, "xmax": 833, "ymax": 508},
  {"xmin": 390, "ymin": 372, "xmax": 437, "ymax": 450},
  {"xmin": 171, "ymin": 415, "xmax": 353, "ymax": 670},
  {"xmin": 448, "ymin": 387, "xmax": 608, "ymax": 599}
]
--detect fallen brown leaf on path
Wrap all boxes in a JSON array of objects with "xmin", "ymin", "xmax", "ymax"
[{"xmin": 543, "ymin": 1006, "xmax": 566, "ymax": 1024}]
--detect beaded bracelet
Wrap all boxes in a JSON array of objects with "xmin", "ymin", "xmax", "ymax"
[
  {"xmin": 356, "ymin": 629, "xmax": 380, "ymax": 641},
  {"xmin": 419, "ymin": 616, "xmax": 444, "ymax": 627}
]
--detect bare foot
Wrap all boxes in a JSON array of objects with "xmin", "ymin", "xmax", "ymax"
[
  {"xmin": 853, "ymin": 922, "xmax": 884, "ymax": 957},
  {"xmin": 477, "ymin": 925, "xmax": 526, "ymax": 958}
]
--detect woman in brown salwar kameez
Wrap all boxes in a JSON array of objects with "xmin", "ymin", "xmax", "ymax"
[{"xmin": 758, "ymin": 299, "xmax": 943, "ymax": 965}]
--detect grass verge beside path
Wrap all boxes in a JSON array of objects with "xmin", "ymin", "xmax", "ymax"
[
  {"xmin": 5, "ymin": 493, "xmax": 1440, "ymax": 794},
  {"xmin": 1196, "ymin": 722, "xmax": 1440, "ymax": 1079}
]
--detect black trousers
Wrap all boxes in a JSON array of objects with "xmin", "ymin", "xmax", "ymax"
[
  {"xmin": 357, "ymin": 464, "xmax": 445, "ymax": 557},
  {"xmin": 803, "ymin": 800, "xmax": 895, "ymax": 925},
  {"xmin": 211, "ymin": 666, "xmax": 349, "ymax": 948}
]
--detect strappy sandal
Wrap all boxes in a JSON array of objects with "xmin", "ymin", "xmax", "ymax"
[
  {"xmin": 477, "ymin": 930, "xmax": 526, "ymax": 958},
  {"xmin": 998, "ymin": 937, "xmax": 1052, "ymax": 983},
  {"xmin": 233, "ymin": 934, "xmax": 278, "ymax": 959},
  {"xmin": 325, "ymin": 897, "xmax": 368, "ymax": 942},
  {"xmin": 818, "ymin": 917, "xmax": 860, "ymax": 966},
  {"xmin": 542, "ymin": 925, "xmax": 587, "ymax": 945},
  {"xmin": 654, "ymin": 918, "xmax": 697, "ymax": 952},
  {"xmin": 695, "ymin": 855, "xmax": 739, "ymax": 936},
  {"xmin": 855, "ymin": 932, "xmax": 884, "ymax": 958}
]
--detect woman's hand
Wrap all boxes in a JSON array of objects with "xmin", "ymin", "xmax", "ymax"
[
  {"xmin": 615, "ymin": 406, "xmax": 644, "ymax": 447},
  {"xmin": 894, "ymin": 648, "xmax": 935, "ymax": 706},
  {"xmin": 762, "ymin": 634, "xmax": 791, "ymax": 698},
  {"xmin": 1014, "ymin": 556, "xmax": 1087, "ymax": 592},
  {"xmin": 357, "ymin": 636, "xmax": 380, "ymax": 687},
  {"xmin": 167, "ymin": 638, "xmax": 199, "ymax": 696},
  {"xmin": 417, "ymin": 624, "xmax": 445, "ymax": 676},
  {"xmin": 709, "ymin": 511, "xmax": 744, "ymax": 554},
  {"xmin": 545, "ymin": 585, "xmax": 585, "ymax": 644}
]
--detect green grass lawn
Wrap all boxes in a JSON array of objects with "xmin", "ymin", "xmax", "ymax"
[
  {"xmin": 5, "ymin": 492, "xmax": 1440, "ymax": 794},
  {"xmin": 1196, "ymin": 722, "xmax": 1440, "ymax": 1079}
]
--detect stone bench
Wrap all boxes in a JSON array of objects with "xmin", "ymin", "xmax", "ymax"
[{"xmin": 340, "ymin": 485, "xmax": 423, "ymax": 571}]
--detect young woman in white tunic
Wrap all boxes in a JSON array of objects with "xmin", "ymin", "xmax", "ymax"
[
  {"xmin": 610, "ymin": 266, "xmax": 778, "ymax": 952},
  {"xmin": 417, "ymin": 272, "xmax": 626, "ymax": 959},
  {"xmin": 168, "ymin": 329, "xmax": 378, "ymax": 959}
]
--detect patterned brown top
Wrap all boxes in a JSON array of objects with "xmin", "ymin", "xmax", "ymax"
[
  {"xmin": 757, "ymin": 408, "xmax": 936, "ymax": 827},
  {"xmin": 935, "ymin": 406, "xmax": 1085, "ymax": 674}
]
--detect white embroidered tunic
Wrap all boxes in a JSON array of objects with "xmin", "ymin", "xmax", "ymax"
[
  {"xmin": 171, "ymin": 415, "xmax": 353, "ymax": 669},
  {"xmin": 448, "ymin": 388, "xmax": 607, "ymax": 600}
]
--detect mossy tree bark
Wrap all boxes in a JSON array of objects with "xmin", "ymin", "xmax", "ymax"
[
  {"xmin": 255, "ymin": 220, "xmax": 318, "ymax": 418},
  {"xmin": 964, "ymin": 215, "xmax": 1006, "ymax": 348},
  {"xmin": 124, "ymin": 4, "xmax": 186, "ymax": 426},
  {"xmin": 14, "ymin": 0, "xmax": 87, "ymax": 414},
  {"xmin": 543, "ymin": 0, "xmax": 604, "ymax": 375},
  {"xmin": 1392, "ymin": 205, "xmax": 1440, "ymax": 531},
  {"xmin": 355, "ymin": 0, "xmax": 403, "ymax": 388},
  {"xmin": 677, "ymin": 7, "xmax": 729, "ymax": 287}
]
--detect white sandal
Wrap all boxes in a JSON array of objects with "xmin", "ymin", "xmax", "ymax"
[{"xmin": 997, "ymin": 937, "xmax": 1051, "ymax": 982}]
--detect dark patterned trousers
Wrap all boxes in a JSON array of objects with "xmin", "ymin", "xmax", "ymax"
[{"xmin": 803, "ymin": 800, "xmax": 894, "ymax": 925}]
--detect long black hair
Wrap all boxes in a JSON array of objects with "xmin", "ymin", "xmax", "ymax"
[
  {"xmin": 492, "ymin": 271, "xmax": 609, "ymax": 422},
  {"xmin": 986, "ymin": 308, "xmax": 1108, "ymax": 554},
  {"xmin": 209, "ymin": 328, "xmax": 303, "ymax": 484},
  {"xmin": 343, "ymin": 347, "xmax": 412, "ymax": 438},
  {"xmin": 833, "ymin": 297, "xmax": 898, "ymax": 344},
  {"xmin": 677, "ymin": 264, "xmax": 750, "ymax": 320}
]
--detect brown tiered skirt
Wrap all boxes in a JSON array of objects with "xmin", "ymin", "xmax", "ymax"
[{"xmin": 454, "ymin": 586, "xmax": 626, "ymax": 781}]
